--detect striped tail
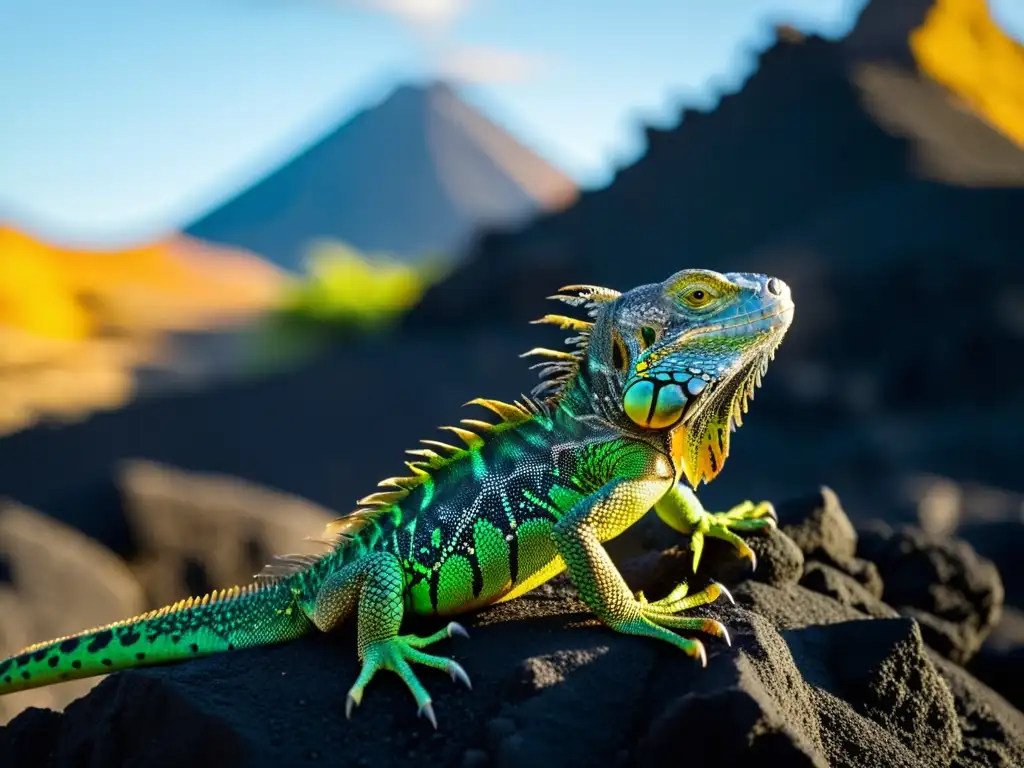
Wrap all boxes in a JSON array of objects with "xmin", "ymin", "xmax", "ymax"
[{"xmin": 0, "ymin": 580, "xmax": 314, "ymax": 695}]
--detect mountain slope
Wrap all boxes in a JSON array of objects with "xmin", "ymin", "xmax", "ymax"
[
  {"xmin": 406, "ymin": 0, "xmax": 1024, "ymax": 415},
  {"xmin": 185, "ymin": 81, "xmax": 577, "ymax": 271}
]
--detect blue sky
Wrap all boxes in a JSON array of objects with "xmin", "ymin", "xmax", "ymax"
[{"xmin": 1, "ymin": 0, "xmax": 1023, "ymax": 247}]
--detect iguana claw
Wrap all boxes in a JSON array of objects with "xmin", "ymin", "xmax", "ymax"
[
  {"xmin": 418, "ymin": 701, "xmax": 438, "ymax": 729},
  {"xmin": 710, "ymin": 580, "xmax": 735, "ymax": 605},
  {"xmin": 695, "ymin": 641, "xmax": 708, "ymax": 668},
  {"xmin": 738, "ymin": 542, "xmax": 757, "ymax": 572},
  {"xmin": 449, "ymin": 660, "xmax": 473, "ymax": 689},
  {"xmin": 708, "ymin": 619, "xmax": 731, "ymax": 647},
  {"xmin": 345, "ymin": 693, "xmax": 357, "ymax": 718}
]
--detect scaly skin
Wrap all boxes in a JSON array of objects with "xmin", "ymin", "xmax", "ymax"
[{"xmin": 0, "ymin": 269, "xmax": 793, "ymax": 729}]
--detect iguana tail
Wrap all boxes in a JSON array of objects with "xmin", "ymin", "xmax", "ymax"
[{"xmin": 0, "ymin": 579, "xmax": 313, "ymax": 694}]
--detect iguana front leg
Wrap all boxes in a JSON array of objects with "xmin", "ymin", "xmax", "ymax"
[
  {"xmin": 655, "ymin": 483, "xmax": 777, "ymax": 572},
  {"xmin": 551, "ymin": 475, "xmax": 731, "ymax": 665}
]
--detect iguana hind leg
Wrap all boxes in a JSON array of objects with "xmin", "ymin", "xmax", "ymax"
[
  {"xmin": 551, "ymin": 476, "xmax": 730, "ymax": 666},
  {"xmin": 306, "ymin": 552, "xmax": 470, "ymax": 728},
  {"xmin": 655, "ymin": 483, "xmax": 777, "ymax": 573}
]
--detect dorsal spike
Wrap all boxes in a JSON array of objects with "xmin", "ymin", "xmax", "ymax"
[
  {"xmin": 460, "ymin": 418, "xmax": 496, "ymax": 433},
  {"xmin": 304, "ymin": 535, "xmax": 343, "ymax": 546},
  {"xmin": 324, "ymin": 513, "xmax": 372, "ymax": 537},
  {"xmin": 520, "ymin": 394, "xmax": 544, "ymax": 414},
  {"xmin": 520, "ymin": 347, "xmax": 578, "ymax": 361},
  {"xmin": 439, "ymin": 426, "xmax": 485, "ymax": 450},
  {"xmin": 406, "ymin": 447, "xmax": 442, "ymax": 460},
  {"xmin": 555, "ymin": 284, "xmax": 621, "ymax": 304},
  {"xmin": 377, "ymin": 476, "xmax": 415, "ymax": 489},
  {"xmin": 418, "ymin": 440, "xmax": 464, "ymax": 457},
  {"xmin": 532, "ymin": 364, "xmax": 574, "ymax": 381},
  {"xmin": 527, "ymin": 359, "xmax": 574, "ymax": 371},
  {"xmin": 465, "ymin": 397, "xmax": 532, "ymax": 424},
  {"xmin": 530, "ymin": 379, "xmax": 562, "ymax": 396},
  {"xmin": 547, "ymin": 294, "xmax": 589, "ymax": 307},
  {"xmin": 255, "ymin": 553, "xmax": 323, "ymax": 581},
  {"xmin": 530, "ymin": 314, "xmax": 594, "ymax": 332},
  {"xmin": 357, "ymin": 491, "xmax": 406, "ymax": 507}
]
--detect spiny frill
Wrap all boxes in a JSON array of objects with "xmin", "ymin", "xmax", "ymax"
[{"xmin": 258, "ymin": 284, "xmax": 623, "ymax": 580}]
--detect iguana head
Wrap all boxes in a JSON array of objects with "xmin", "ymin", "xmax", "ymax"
[{"xmin": 589, "ymin": 269, "xmax": 794, "ymax": 487}]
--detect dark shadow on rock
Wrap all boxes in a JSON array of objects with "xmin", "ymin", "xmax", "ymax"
[{"xmin": 857, "ymin": 521, "xmax": 1004, "ymax": 665}]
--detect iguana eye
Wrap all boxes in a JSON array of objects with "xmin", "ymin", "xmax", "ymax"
[
  {"xmin": 638, "ymin": 326, "xmax": 657, "ymax": 348},
  {"xmin": 682, "ymin": 285, "xmax": 715, "ymax": 308}
]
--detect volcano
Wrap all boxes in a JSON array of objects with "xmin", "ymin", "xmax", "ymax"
[{"xmin": 186, "ymin": 81, "xmax": 577, "ymax": 271}]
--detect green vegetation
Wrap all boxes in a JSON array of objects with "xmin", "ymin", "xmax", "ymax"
[
  {"xmin": 245, "ymin": 240, "xmax": 452, "ymax": 373},
  {"xmin": 279, "ymin": 240, "xmax": 446, "ymax": 331}
]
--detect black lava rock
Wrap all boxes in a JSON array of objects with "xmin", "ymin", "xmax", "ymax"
[
  {"xmin": 799, "ymin": 561, "xmax": 897, "ymax": 620},
  {"xmin": 858, "ymin": 522, "xmax": 1005, "ymax": 665},
  {"xmin": 777, "ymin": 486, "xmax": 883, "ymax": 597},
  {"xmin": 2, "ymin": 490, "xmax": 1022, "ymax": 768}
]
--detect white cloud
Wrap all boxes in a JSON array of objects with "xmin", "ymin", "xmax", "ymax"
[
  {"xmin": 345, "ymin": 0, "xmax": 472, "ymax": 33},
  {"xmin": 382, "ymin": 0, "xmax": 471, "ymax": 30},
  {"xmin": 329, "ymin": 0, "xmax": 548, "ymax": 84},
  {"xmin": 437, "ymin": 46, "xmax": 549, "ymax": 84}
]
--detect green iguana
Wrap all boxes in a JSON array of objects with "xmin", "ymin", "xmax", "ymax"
[{"xmin": 0, "ymin": 268, "xmax": 794, "ymax": 728}]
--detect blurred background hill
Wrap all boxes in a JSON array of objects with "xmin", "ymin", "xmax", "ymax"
[
  {"xmin": 0, "ymin": 226, "xmax": 286, "ymax": 435},
  {"xmin": 187, "ymin": 80, "xmax": 578, "ymax": 270},
  {"xmin": 0, "ymin": 0, "xmax": 1023, "ymax": 723}
]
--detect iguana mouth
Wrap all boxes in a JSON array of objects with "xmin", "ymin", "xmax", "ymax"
[{"xmin": 689, "ymin": 300, "xmax": 794, "ymax": 341}]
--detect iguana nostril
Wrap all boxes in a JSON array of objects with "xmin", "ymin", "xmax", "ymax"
[{"xmin": 766, "ymin": 277, "xmax": 781, "ymax": 296}]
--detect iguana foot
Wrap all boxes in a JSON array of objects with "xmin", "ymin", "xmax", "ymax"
[
  {"xmin": 614, "ymin": 581, "xmax": 734, "ymax": 666},
  {"xmin": 689, "ymin": 500, "xmax": 777, "ymax": 573},
  {"xmin": 635, "ymin": 580, "xmax": 734, "ymax": 650},
  {"xmin": 637, "ymin": 579, "xmax": 735, "ymax": 613},
  {"xmin": 345, "ymin": 621, "xmax": 471, "ymax": 728}
]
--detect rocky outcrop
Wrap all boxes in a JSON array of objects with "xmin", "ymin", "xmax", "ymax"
[
  {"xmin": 0, "ymin": 502, "xmax": 146, "ymax": 725},
  {"xmin": 2, "ymin": 489, "xmax": 1021, "ymax": 767},
  {"xmin": 119, "ymin": 460, "xmax": 335, "ymax": 607}
]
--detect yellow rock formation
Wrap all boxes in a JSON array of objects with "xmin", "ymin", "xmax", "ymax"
[
  {"xmin": 911, "ymin": 0, "xmax": 1024, "ymax": 147},
  {"xmin": 0, "ymin": 227, "xmax": 286, "ymax": 341},
  {"xmin": 0, "ymin": 226, "xmax": 287, "ymax": 435}
]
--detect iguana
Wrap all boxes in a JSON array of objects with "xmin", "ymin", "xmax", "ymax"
[{"xmin": 0, "ymin": 268, "xmax": 793, "ymax": 728}]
